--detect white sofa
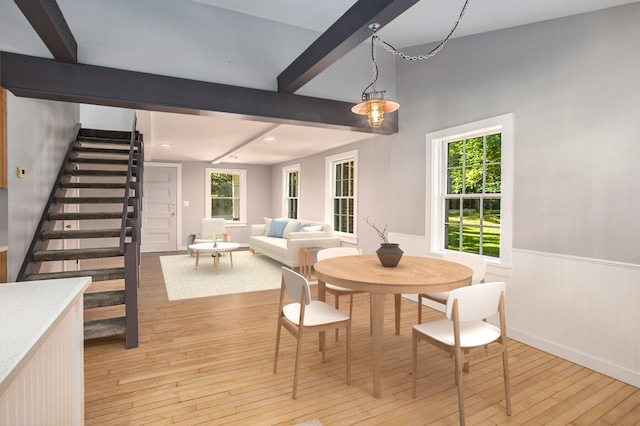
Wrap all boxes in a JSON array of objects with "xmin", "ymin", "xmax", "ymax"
[{"xmin": 249, "ymin": 218, "xmax": 341, "ymax": 268}]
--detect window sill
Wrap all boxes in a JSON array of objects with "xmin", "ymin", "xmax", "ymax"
[{"xmin": 337, "ymin": 234, "xmax": 358, "ymax": 245}]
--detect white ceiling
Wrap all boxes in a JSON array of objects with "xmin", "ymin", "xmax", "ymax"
[
  {"xmin": 139, "ymin": 0, "xmax": 638, "ymax": 165},
  {"xmin": 4, "ymin": 0, "xmax": 638, "ymax": 165}
]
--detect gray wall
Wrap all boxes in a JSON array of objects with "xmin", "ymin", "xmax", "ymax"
[
  {"xmin": 5, "ymin": 94, "xmax": 79, "ymax": 280},
  {"xmin": 389, "ymin": 3, "xmax": 640, "ymax": 264},
  {"xmin": 261, "ymin": 3, "xmax": 640, "ymax": 265},
  {"xmin": 178, "ymin": 161, "xmax": 272, "ymax": 246}
]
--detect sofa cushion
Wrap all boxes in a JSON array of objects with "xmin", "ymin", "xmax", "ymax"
[
  {"xmin": 302, "ymin": 225, "xmax": 323, "ymax": 232},
  {"xmin": 267, "ymin": 219, "xmax": 288, "ymax": 238},
  {"xmin": 283, "ymin": 220, "xmax": 301, "ymax": 238},
  {"xmin": 264, "ymin": 217, "xmax": 273, "ymax": 235},
  {"xmin": 289, "ymin": 231, "xmax": 326, "ymax": 240},
  {"xmin": 295, "ymin": 223, "xmax": 312, "ymax": 232}
]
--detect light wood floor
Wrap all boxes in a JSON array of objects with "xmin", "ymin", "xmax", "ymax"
[{"xmin": 84, "ymin": 251, "xmax": 640, "ymax": 425}]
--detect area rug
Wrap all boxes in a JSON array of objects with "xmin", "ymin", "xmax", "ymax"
[{"xmin": 160, "ymin": 251, "xmax": 283, "ymax": 301}]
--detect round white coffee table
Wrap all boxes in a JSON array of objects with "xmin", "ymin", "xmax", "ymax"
[{"xmin": 188, "ymin": 242, "xmax": 241, "ymax": 273}]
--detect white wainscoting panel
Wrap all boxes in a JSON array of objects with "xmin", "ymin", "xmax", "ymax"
[
  {"xmin": 390, "ymin": 233, "xmax": 640, "ymax": 388},
  {"xmin": 0, "ymin": 295, "xmax": 84, "ymax": 425},
  {"xmin": 506, "ymin": 249, "xmax": 639, "ymax": 388}
]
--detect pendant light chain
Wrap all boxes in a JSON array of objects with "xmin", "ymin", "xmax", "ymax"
[
  {"xmin": 377, "ymin": 0, "xmax": 470, "ymax": 61},
  {"xmin": 371, "ymin": 32, "xmax": 379, "ymax": 92}
]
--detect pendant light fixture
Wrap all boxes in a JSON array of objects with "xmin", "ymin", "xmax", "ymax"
[
  {"xmin": 352, "ymin": 0, "xmax": 471, "ymax": 129},
  {"xmin": 351, "ymin": 23, "xmax": 398, "ymax": 129}
]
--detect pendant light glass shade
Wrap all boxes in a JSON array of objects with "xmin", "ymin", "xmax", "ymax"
[{"xmin": 351, "ymin": 91, "xmax": 400, "ymax": 128}]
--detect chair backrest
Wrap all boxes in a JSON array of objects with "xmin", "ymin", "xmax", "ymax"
[
  {"xmin": 281, "ymin": 267, "xmax": 312, "ymax": 306},
  {"xmin": 445, "ymin": 281, "xmax": 506, "ymax": 322},
  {"xmin": 317, "ymin": 247, "xmax": 360, "ymax": 262},
  {"xmin": 443, "ymin": 251, "xmax": 487, "ymax": 284},
  {"xmin": 200, "ymin": 218, "xmax": 226, "ymax": 240}
]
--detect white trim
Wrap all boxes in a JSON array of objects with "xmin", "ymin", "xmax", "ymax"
[
  {"xmin": 204, "ymin": 167, "xmax": 247, "ymax": 226},
  {"xmin": 427, "ymin": 113, "xmax": 514, "ymax": 266},
  {"xmin": 142, "ymin": 162, "xmax": 182, "ymax": 252},
  {"xmin": 325, "ymin": 149, "xmax": 359, "ymax": 244},
  {"xmin": 512, "ymin": 248, "xmax": 640, "ymax": 270}
]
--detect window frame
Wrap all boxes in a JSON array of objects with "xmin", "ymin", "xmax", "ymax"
[
  {"xmin": 282, "ymin": 164, "xmax": 300, "ymax": 219},
  {"xmin": 325, "ymin": 150, "xmax": 358, "ymax": 244},
  {"xmin": 428, "ymin": 114, "xmax": 513, "ymax": 266},
  {"xmin": 204, "ymin": 167, "xmax": 247, "ymax": 226}
]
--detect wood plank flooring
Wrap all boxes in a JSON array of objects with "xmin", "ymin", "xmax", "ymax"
[{"xmin": 84, "ymin": 251, "xmax": 640, "ymax": 425}]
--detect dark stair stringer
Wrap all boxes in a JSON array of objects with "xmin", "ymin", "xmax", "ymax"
[{"xmin": 17, "ymin": 124, "xmax": 143, "ymax": 348}]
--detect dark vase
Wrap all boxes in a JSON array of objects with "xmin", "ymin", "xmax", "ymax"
[{"xmin": 376, "ymin": 243, "xmax": 404, "ymax": 267}]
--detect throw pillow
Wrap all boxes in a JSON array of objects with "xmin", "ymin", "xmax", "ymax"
[
  {"xmin": 267, "ymin": 219, "xmax": 288, "ymax": 238},
  {"xmin": 283, "ymin": 220, "xmax": 301, "ymax": 238},
  {"xmin": 296, "ymin": 223, "xmax": 316, "ymax": 232},
  {"xmin": 302, "ymin": 225, "xmax": 323, "ymax": 232},
  {"xmin": 264, "ymin": 217, "xmax": 272, "ymax": 235}
]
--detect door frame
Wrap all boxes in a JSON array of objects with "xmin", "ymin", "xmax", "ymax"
[{"xmin": 141, "ymin": 162, "xmax": 182, "ymax": 253}]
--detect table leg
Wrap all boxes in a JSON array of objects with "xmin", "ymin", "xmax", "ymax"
[
  {"xmin": 395, "ymin": 294, "xmax": 401, "ymax": 335},
  {"xmin": 229, "ymin": 251, "xmax": 233, "ymax": 268},
  {"xmin": 317, "ymin": 278, "xmax": 326, "ymax": 353},
  {"xmin": 214, "ymin": 252, "xmax": 219, "ymax": 274},
  {"xmin": 370, "ymin": 292, "xmax": 385, "ymax": 398},
  {"xmin": 195, "ymin": 252, "xmax": 200, "ymax": 269}
]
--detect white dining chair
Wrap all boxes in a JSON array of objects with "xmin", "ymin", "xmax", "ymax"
[
  {"xmin": 273, "ymin": 267, "xmax": 351, "ymax": 399},
  {"xmin": 417, "ymin": 251, "xmax": 487, "ymax": 322},
  {"xmin": 316, "ymin": 247, "xmax": 363, "ymax": 340},
  {"xmin": 412, "ymin": 281, "xmax": 511, "ymax": 426}
]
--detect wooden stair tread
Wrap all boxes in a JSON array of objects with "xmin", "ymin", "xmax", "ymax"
[
  {"xmin": 59, "ymin": 182, "xmax": 127, "ymax": 189},
  {"xmin": 54, "ymin": 196, "xmax": 126, "ymax": 204},
  {"xmin": 86, "ymin": 279, "xmax": 125, "ymax": 293},
  {"xmin": 49, "ymin": 211, "xmax": 132, "ymax": 220},
  {"xmin": 41, "ymin": 228, "xmax": 131, "ymax": 239},
  {"xmin": 84, "ymin": 290, "xmax": 125, "ymax": 308},
  {"xmin": 84, "ymin": 305, "xmax": 126, "ymax": 322},
  {"xmin": 64, "ymin": 169, "xmax": 129, "ymax": 176},
  {"xmin": 84, "ymin": 317, "xmax": 126, "ymax": 340},
  {"xmin": 33, "ymin": 247, "xmax": 122, "ymax": 261},
  {"xmin": 24, "ymin": 267, "xmax": 125, "ymax": 282}
]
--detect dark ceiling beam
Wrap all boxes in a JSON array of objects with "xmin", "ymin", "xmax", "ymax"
[
  {"xmin": 277, "ymin": 0, "xmax": 420, "ymax": 94},
  {"xmin": 14, "ymin": 0, "xmax": 77, "ymax": 64},
  {"xmin": 0, "ymin": 52, "xmax": 397, "ymax": 134}
]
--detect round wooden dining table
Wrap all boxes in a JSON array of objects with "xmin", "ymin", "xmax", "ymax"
[{"xmin": 314, "ymin": 254, "xmax": 472, "ymax": 398}]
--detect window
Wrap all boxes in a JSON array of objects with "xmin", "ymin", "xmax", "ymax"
[
  {"xmin": 326, "ymin": 150, "xmax": 358, "ymax": 241},
  {"xmin": 282, "ymin": 164, "xmax": 300, "ymax": 219},
  {"xmin": 204, "ymin": 168, "xmax": 246, "ymax": 225},
  {"xmin": 429, "ymin": 114, "xmax": 513, "ymax": 265}
]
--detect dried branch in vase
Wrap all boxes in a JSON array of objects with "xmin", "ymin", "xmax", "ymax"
[{"xmin": 364, "ymin": 216, "xmax": 389, "ymax": 244}]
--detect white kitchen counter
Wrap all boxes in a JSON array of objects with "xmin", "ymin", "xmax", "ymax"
[{"xmin": 0, "ymin": 277, "xmax": 90, "ymax": 394}]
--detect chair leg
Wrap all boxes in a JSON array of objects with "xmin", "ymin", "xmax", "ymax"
[
  {"xmin": 412, "ymin": 330, "xmax": 418, "ymax": 398},
  {"xmin": 292, "ymin": 330, "xmax": 304, "ymax": 399},
  {"xmin": 334, "ymin": 295, "xmax": 340, "ymax": 341},
  {"xmin": 418, "ymin": 294, "xmax": 423, "ymax": 323},
  {"xmin": 455, "ymin": 352, "xmax": 466, "ymax": 426},
  {"xmin": 502, "ymin": 348, "xmax": 512, "ymax": 416},
  {"xmin": 273, "ymin": 320, "xmax": 282, "ymax": 373},
  {"xmin": 346, "ymin": 323, "xmax": 351, "ymax": 385}
]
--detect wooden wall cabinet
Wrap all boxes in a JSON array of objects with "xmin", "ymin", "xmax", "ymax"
[{"xmin": 0, "ymin": 250, "xmax": 6, "ymax": 283}]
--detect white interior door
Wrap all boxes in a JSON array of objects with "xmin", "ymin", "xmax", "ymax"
[{"xmin": 141, "ymin": 164, "xmax": 179, "ymax": 253}]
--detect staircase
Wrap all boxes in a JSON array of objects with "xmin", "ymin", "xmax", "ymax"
[{"xmin": 17, "ymin": 124, "xmax": 143, "ymax": 348}]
